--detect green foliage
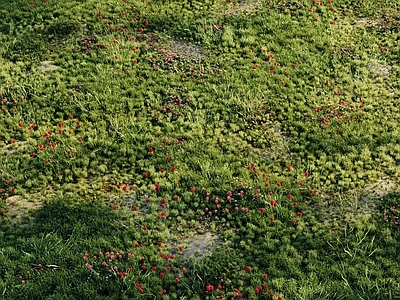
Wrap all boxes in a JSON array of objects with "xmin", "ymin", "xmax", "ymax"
[{"xmin": 1, "ymin": 0, "xmax": 400, "ymax": 298}]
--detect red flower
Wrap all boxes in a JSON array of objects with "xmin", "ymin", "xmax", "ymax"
[
  {"xmin": 189, "ymin": 187, "xmax": 195, "ymax": 193},
  {"xmin": 263, "ymin": 273, "xmax": 268, "ymax": 280},
  {"xmin": 245, "ymin": 266, "xmax": 252, "ymax": 272},
  {"xmin": 269, "ymin": 292, "xmax": 275, "ymax": 297},
  {"xmin": 259, "ymin": 208, "xmax": 265, "ymax": 213},
  {"xmin": 296, "ymin": 212, "xmax": 303, "ymax": 217},
  {"xmin": 287, "ymin": 194, "xmax": 293, "ymax": 200},
  {"xmin": 159, "ymin": 272, "xmax": 165, "ymax": 278},
  {"xmin": 269, "ymin": 216, "xmax": 274, "ymax": 222},
  {"xmin": 291, "ymin": 219, "xmax": 297, "ymax": 225},
  {"xmin": 175, "ymin": 277, "xmax": 180, "ymax": 283},
  {"xmin": 171, "ymin": 166, "xmax": 177, "ymax": 172},
  {"xmin": 148, "ymin": 147, "xmax": 153, "ymax": 153},
  {"xmin": 173, "ymin": 196, "xmax": 179, "ymax": 201},
  {"xmin": 166, "ymin": 156, "xmax": 171, "ymax": 161},
  {"xmin": 113, "ymin": 205, "xmax": 119, "ymax": 210}
]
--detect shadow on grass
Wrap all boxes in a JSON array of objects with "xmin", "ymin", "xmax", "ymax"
[{"xmin": 0, "ymin": 198, "xmax": 133, "ymax": 300}]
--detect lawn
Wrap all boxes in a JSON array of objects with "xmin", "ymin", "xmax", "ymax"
[{"xmin": 0, "ymin": 0, "xmax": 399, "ymax": 299}]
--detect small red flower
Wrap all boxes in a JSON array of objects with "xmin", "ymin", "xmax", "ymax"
[
  {"xmin": 296, "ymin": 212, "xmax": 303, "ymax": 217},
  {"xmin": 113, "ymin": 205, "xmax": 119, "ymax": 210},
  {"xmin": 259, "ymin": 208, "xmax": 265, "ymax": 213},
  {"xmin": 159, "ymin": 272, "xmax": 165, "ymax": 278},
  {"xmin": 166, "ymin": 156, "xmax": 171, "ymax": 161},
  {"xmin": 269, "ymin": 216, "xmax": 274, "ymax": 222},
  {"xmin": 175, "ymin": 277, "xmax": 180, "ymax": 283},
  {"xmin": 148, "ymin": 147, "xmax": 153, "ymax": 153},
  {"xmin": 245, "ymin": 266, "xmax": 252, "ymax": 272},
  {"xmin": 263, "ymin": 273, "xmax": 268, "ymax": 280},
  {"xmin": 189, "ymin": 187, "xmax": 195, "ymax": 193}
]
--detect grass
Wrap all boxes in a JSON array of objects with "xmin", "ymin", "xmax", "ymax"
[{"xmin": 1, "ymin": 0, "xmax": 400, "ymax": 299}]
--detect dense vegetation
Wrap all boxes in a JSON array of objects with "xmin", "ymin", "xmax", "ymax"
[{"xmin": 1, "ymin": 0, "xmax": 399, "ymax": 299}]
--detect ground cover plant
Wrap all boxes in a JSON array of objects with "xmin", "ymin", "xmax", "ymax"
[{"xmin": 0, "ymin": 0, "xmax": 400, "ymax": 299}]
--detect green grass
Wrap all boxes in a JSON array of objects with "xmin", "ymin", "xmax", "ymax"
[{"xmin": 1, "ymin": 0, "xmax": 400, "ymax": 299}]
